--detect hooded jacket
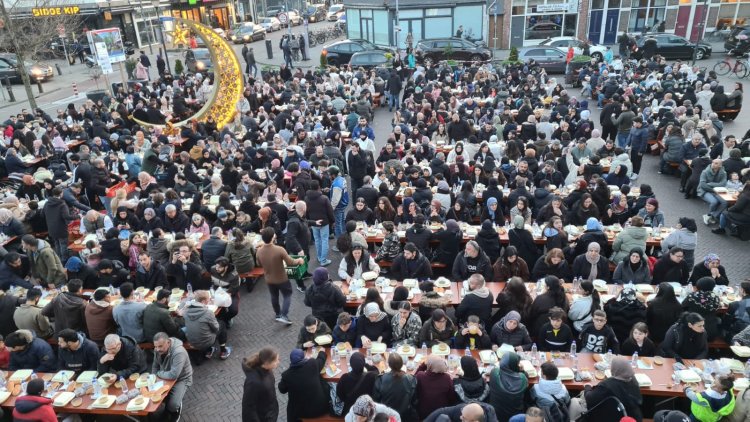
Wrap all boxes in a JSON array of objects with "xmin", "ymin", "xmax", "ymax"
[
  {"xmin": 42, "ymin": 196, "xmax": 77, "ymax": 239},
  {"xmin": 184, "ymin": 302, "xmax": 220, "ymax": 350},
  {"xmin": 12, "ymin": 394, "xmax": 56, "ymax": 422},
  {"xmin": 143, "ymin": 301, "xmax": 185, "ymax": 341},
  {"xmin": 41, "ymin": 291, "xmax": 87, "ymax": 334},
  {"xmin": 418, "ymin": 317, "xmax": 456, "ymax": 347},
  {"xmin": 285, "ymin": 210, "xmax": 311, "ymax": 255},
  {"xmin": 8, "ymin": 330, "xmax": 56, "ymax": 372},
  {"xmin": 455, "ymin": 287, "xmax": 494, "ymax": 326},
  {"xmin": 452, "ymin": 247, "xmax": 494, "ymax": 282},
  {"xmin": 97, "ymin": 335, "xmax": 148, "ymax": 378},
  {"xmin": 531, "ymin": 378, "xmax": 571, "ymax": 408},
  {"xmin": 278, "ymin": 350, "xmax": 330, "ymax": 422},
  {"xmin": 152, "ymin": 337, "xmax": 193, "ymax": 385},
  {"xmin": 84, "ymin": 299, "xmax": 116, "ymax": 343},
  {"xmin": 147, "ymin": 236, "xmax": 171, "ymax": 267},
  {"xmin": 490, "ymin": 314, "xmax": 532, "ymax": 350},
  {"xmin": 391, "ymin": 251, "xmax": 433, "ymax": 281},
  {"xmin": 135, "ymin": 260, "xmax": 168, "ymax": 290},
  {"xmin": 305, "ymin": 189, "xmax": 335, "ymax": 226},
  {"xmin": 57, "ymin": 331, "xmax": 99, "ymax": 371},
  {"xmin": 28, "ymin": 239, "xmax": 65, "ymax": 286},
  {"xmin": 613, "ymin": 259, "xmax": 652, "ymax": 284},
  {"xmin": 112, "ymin": 299, "xmax": 146, "ymax": 343},
  {"xmin": 304, "ymin": 281, "xmax": 346, "ymax": 324},
  {"xmin": 611, "ymin": 226, "xmax": 648, "ymax": 262}
]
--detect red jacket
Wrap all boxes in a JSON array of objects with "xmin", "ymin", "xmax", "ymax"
[{"xmin": 12, "ymin": 395, "xmax": 57, "ymax": 422}]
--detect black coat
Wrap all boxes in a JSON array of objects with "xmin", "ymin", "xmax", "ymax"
[
  {"xmin": 572, "ymin": 255, "xmax": 612, "ymax": 282},
  {"xmin": 42, "ymin": 197, "xmax": 78, "ymax": 239},
  {"xmin": 508, "ymin": 229, "xmax": 540, "ymax": 270},
  {"xmin": 242, "ymin": 365, "xmax": 279, "ymax": 422},
  {"xmin": 0, "ymin": 292, "xmax": 21, "ymax": 337},
  {"xmin": 285, "ymin": 211, "xmax": 311, "ymax": 255},
  {"xmin": 455, "ymin": 291, "xmax": 494, "ymax": 326},
  {"xmin": 278, "ymin": 351, "xmax": 330, "ymax": 422},
  {"xmin": 304, "ymin": 282, "xmax": 346, "ymax": 327},
  {"xmin": 391, "ymin": 252, "xmax": 433, "ymax": 281},
  {"xmin": 585, "ymin": 378, "xmax": 643, "ymax": 422}
]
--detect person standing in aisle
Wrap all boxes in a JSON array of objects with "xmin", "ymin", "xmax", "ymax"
[
  {"xmin": 255, "ymin": 227, "xmax": 304, "ymax": 325},
  {"xmin": 299, "ymin": 32, "xmax": 308, "ymax": 61},
  {"xmin": 139, "ymin": 51, "xmax": 151, "ymax": 80}
]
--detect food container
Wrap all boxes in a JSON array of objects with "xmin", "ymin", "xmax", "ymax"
[
  {"xmin": 556, "ymin": 367, "xmax": 575, "ymax": 381},
  {"xmin": 314, "ymin": 335, "xmax": 332, "ymax": 346},
  {"xmin": 431, "ymin": 343, "xmax": 450, "ymax": 356},
  {"xmin": 479, "ymin": 350, "xmax": 498, "ymax": 364},
  {"xmin": 91, "ymin": 395, "xmax": 117, "ymax": 409},
  {"xmin": 126, "ymin": 396, "xmax": 150, "ymax": 412}
]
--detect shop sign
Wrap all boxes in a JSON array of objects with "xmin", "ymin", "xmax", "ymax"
[
  {"xmin": 535, "ymin": 3, "xmax": 572, "ymax": 12},
  {"xmin": 32, "ymin": 6, "xmax": 81, "ymax": 17}
]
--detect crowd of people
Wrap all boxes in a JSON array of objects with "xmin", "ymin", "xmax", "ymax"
[{"xmin": 0, "ymin": 36, "xmax": 749, "ymax": 421}]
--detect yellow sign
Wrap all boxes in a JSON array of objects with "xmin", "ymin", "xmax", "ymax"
[{"xmin": 32, "ymin": 6, "xmax": 81, "ymax": 17}]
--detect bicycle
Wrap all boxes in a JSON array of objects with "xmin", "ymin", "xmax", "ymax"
[{"xmin": 713, "ymin": 50, "xmax": 749, "ymax": 78}]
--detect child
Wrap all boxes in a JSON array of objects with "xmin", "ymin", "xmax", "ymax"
[
  {"xmin": 538, "ymin": 307, "xmax": 574, "ymax": 352},
  {"xmin": 578, "ymin": 310, "xmax": 620, "ymax": 354},
  {"xmin": 80, "ymin": 239, "xmax": 101, "ymax": 266},
  {"xmin": 455, "ymin": 315, "xmax": 492, "ymax": 350},
  {"xmin": 0, "ymin": 335, "xmax": 8, "ymax": 369},
  {"xmin": 727, "ymin": 172, "xmax": 743, "ymax": 191},
  {"xmin": 530, "ymin": 361, "xmax": 571, "ymax": 411},
  {"xmin": 127, "ymin": 232, "xmax": 146, "ymax": 271},
  {"xmin": 621, "ymin": 322, "xmax": 657, "ymax": 357},
  {"xmin": 685, "ymin": 373, "xmax": 736, "ymax": 421},
  {"xmin": 332, "ymin": 312, "xmax": 357, "ymax": 346}
]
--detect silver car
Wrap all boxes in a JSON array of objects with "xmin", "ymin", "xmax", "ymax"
[
  {"xmin": 516, "ymin": 46, "xmax": 567, "ymax": 73},
  {"xmin": 257, "ymin": 17, "xmax": 281, "ymax": 32}
]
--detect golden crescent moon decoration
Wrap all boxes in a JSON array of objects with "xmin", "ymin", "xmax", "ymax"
[{"xmin": 133, "ymin": 18, "xmax": 243, "ymax": 131}]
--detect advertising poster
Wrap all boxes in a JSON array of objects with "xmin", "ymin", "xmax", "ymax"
[{"xmin": 88, "ymin": 27, "xmax": 126, "ymax": 63}]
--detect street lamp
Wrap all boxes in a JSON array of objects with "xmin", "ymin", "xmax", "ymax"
[{"xmin": 151, "ymin": 0, "xmax": 171, "ymax": 73}]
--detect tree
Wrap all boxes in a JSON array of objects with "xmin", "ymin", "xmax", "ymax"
[{"xmin": 0, "ymin": 0, "xmax": 82, "ymax": 109}]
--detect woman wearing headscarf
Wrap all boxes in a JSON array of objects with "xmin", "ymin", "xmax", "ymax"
[
  {"xmin": 415, "ymin": 355, "xmax": 456, "ymax": 419},
  {"xmin": 612, "ymin": 248, "xmax": 652, "ymax": 284},
  {"xmin": 492, "ymin": 245, "xmax": 530, "ymax": 282},
  {"xmin": 603, "ymin": 193, "xmax": 630, "ymax": 226},
  {"xmin": 508, "ymin": 215, "xmax": 540, "ymax": 269},
  {"xmin": 396, "ymin": 197, "xmax": 419, "ymax": 225},
  {"xmin": 337, "ymin": 352, "xmax": 380, "ymax": 416},
  {"xmin": 542, "ymin": 216, "xmax": 569, "ymax": 253},
  {"xmin": 356, "ymin": 302, "xmax": 393, "ymax": 347},
  {"xmin": 689, "ymin": 253, "xmax": 729, "ymax": 286},
  {"xmin": 0, "ymin": 208, "xmax": 25, "ymax": 238},
  {"xmin": 247, "ymin": 207, "xmax": 282, "ymax": 240},
  {"xmin": 661, "ymin": 217, "xmax": 698, "ymax": 268},
  {"xmin": 488, "ymin": 352, "xmax": 528, "ymax": 420},
  {"xmin": 391, "ymin": 302, "xmax": 422, "ymax": 346},
  {"xmin": 454, "ymin": 355, "xmax": 489, "ymax": 403},
  {"xmin": 278, "ymin": 348, "xmax": 330, "ymax": 422},
  {"xmin": 604, "ymin": 286, "xmax": 647, "ymax": 342},
  {"xmin": 570, "ymin": 357, "xmax": 643, "ymax": 422},
  {"xmin": 572, "ymin": 242, "xmax": 611, "ymax": 282},
  {"xmin": 476, "ymin": 220, "xmax": 503, "ymax": 265},
  {"xmin": 528, "ymin": 276, "xmax": 570, "ymax": 336},
  {"xmin": 480, "ymin": 197, "xmax": 505, "ymax": 227},
  {"xmin": 660, "ymin": 312, "xmax": 708, "ymax": 361},
  {"xmin": 684, "ymin": 277, "xmax": 722, "ymax": 340},
  {"xmin": 433, "ymin": 219, "xmax": 462, "ymax": 266},
  {"xmin": 373, "ymin": 354, "xmax": 418, "ymax": 422},
  {"xmin": 637, "ymin": 197, "xmax": 665, "ymax": 228},
  {"xmin": 605, "ymin": 164, "xmax": 630, "ymax": 189},
  {"xmin": 490, "ymin": 310, "xmax": 532, "ymax": 350},
  {"xmin": 646, "ymin": 283, "xmax": 683, "ymax": 343},
  {"xmin": 445, "ymin": 198, "xmax": 472, "ymax": 223},
  {"xmin": 344, "ymin": 395, "xmax": 402, "ymax": 422},
  {"xmin": 574, "ymin": 217, "xmax": 609, "ymax": 257},
  {"xmin": 568, "ymin": 193, "xmax": 600, "ymax": 226}
]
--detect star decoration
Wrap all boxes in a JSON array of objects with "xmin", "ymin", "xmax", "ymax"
[{"xmin": 168, "ymin": 24, "xmax": 190, "ymax": 47}]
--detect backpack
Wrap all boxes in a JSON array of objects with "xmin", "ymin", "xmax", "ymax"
[{"xmin": 541, "ymin": 395, "xmax": 570, "ymax": 422}]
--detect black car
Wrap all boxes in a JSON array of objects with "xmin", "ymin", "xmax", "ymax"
[
  {"xmin": 321, "ymin": 39, "xmax": 394, "ymax": 67},
  {"xmin": 349, "ymin": 50, "xmax": 391, "ymax": 70},
  {"xmin": 303, "ymin": 5, "xmax": 327, "ymax": 23},
  {"xmin": 634, "ymin": 33, "xmax": 712, "ymax": 60},
  {"xmin": 414, "ymin": 37, "xmax": 491, "ymax": 66},
  {"xmin": 724, "ymin": 25, "xmax": 750, "ymax": 54}
]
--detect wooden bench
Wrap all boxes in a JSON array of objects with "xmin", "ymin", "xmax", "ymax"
[
  {"xmin": 240, "ymin": 267, "xmax": 265, "ymax": 292},
  {"xmin": 374, "ymin": 255, "xmax": 448, "ymax": 270},
  {"xmin": 716, "ymin": 109, "xmax": 740, "ymax": 122},
  {"xmin": 708, "ymin": 338, "xmax": 730, "ymax": 349}
]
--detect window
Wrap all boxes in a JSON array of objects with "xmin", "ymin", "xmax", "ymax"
[
  {"xmin": 350, "ymin": 43, "xmax": 364, "ymax": 52},
  {"xmin": 434, "ymin": 40, "xmax": 451, "ymax": 48},
  {"xmin": 336, "ymin": 44, "xmax": 352, "ymax": 53},
  {"xmin": 526, "ymin": 48, "xmax": 546, "ymax": 55},
  {"xmin": 544, "ymin": 48, "xmax": 564, "ymax": 56},
  {"xmin": 425, "ymin": 8, "xmax": 451, "ymax": 16}
]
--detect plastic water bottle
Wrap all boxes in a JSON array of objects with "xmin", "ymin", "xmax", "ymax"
[
  {"xmin": 570, "ymin": 341, "xmax": 577, "ymax": 358},
  {"xmin": 109, "ymin": 284, "xmax": 115, "ymax": 296},
  {"xmin": 536, "ymin": 279, "xmax": 543, "ymax": 294},
  {"xmin": 21, "ymin": 381, "xmax": 27, "ymax": 395},
  {"xmin": 30, "ymin": 372, "xmax": 37, "ymax": 381},
  {"xmin": 92, "ymin": 381, "xmax": 102, "ymax": 399},
  {"xmin": 687, "ymin": 282, "xmax": 693, "ymax": 294},
  {"xmin": 421, "ymin": 342, "xmax": 427, "ymax": 355},
  {"xmin": 631, "ymin": 351, "xmax": 639, "ymax": 368},
  {"xmin": 187, "ymin": 283, "xmax": 194, "ymax": 301},
  {"xmin": 119, "ymin": 376, "xmax": 128, "ymax": 394},
  {"xmin": 743, "ymin": 360, "xmax": 750, "ymax": 379},
  {"xmin": 209, "ymin": 286, "xmax": 215, "ymax": 298},
  {"xmin": 531, "ymin": 343, "xmax": 538, "ymax": 360},
  {"xmin": 627, "ymin": 280, "xmax": 635, "ymax": 291},
  {"xmin": 606, "ymin": 349, "xmax": 613, "ymax": 364},
  {"xmin": 465, "ymin": 346, "xmax": 472, "ymax": 356}
]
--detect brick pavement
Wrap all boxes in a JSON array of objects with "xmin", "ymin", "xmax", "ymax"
[{"xmin": 181, "ymin": 80, "xmax": 750, "ymax": 422}]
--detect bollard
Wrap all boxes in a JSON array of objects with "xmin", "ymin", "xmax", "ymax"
[
  {"xmin": 72, "ymin": 81, "xmax": 78, "ymax": 97},
  {"xmin": 55, "ymin": 64, "xmax": 62, "ymax": 76},
  {"xmin": 4, "ymin": 77, "xmax": 14, "ymax": 102},
  {"xmin": 36, "ymin": 79, "xmax": 43, "ymax": 94}
]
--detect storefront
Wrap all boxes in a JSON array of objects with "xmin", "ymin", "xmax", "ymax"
[
  {"xmin": 588, "ymin": 0, "xmax": 621, "ymax": 44},
  {"xmin": 343, "ymin": 0, "xmax": 486, "ymax": 49},
  {"xmin": 709, "ymin": 0, "xmax": 750, "ymax": 31},
  {"xmin": 170, "ymin": 0, "xmax": 235, "ymax": 29},
  {"xmin": 508, "ymin": 0, "xmax": 581, "ymax": 46}
]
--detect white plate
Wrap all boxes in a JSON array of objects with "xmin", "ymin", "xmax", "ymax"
[
  {"xmin": 635, "ymin": 373, "xmax": 652, "ymax": 387},
  {"xmin": 53, "ymin": 392, "xmax": 76, "ymax": 407},
  {"xmin": 678, "ymin": 369, "xmax": 701, "ymax": 383},
  {"xmin": 557, "ymin": 367, "xmax": 574, "ymax": 381}
]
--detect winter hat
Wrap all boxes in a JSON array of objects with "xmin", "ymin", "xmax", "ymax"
[
  {"xmin": 351, "ymin": 395, "xmax": 376, "ymax": 418},
  {"xmin": 289, "ymin": 349, "xmax": 305, "ymax": 367},
  {"xmin": 586, "ymin": 217, "xmax": 602, "ymax": 231},
  {"xmin": 65, "ymin": 256, "xmax": 83, "ymax": 272},
  {"xmin": 437, "ymin": 180, "xmax": 450, "ymax": 191},
  {"xmin": 300, "ymin": 160, "xmax": 311, "ymax": 170},
  {"xmin": 217, "ymin": 209, "xmax": 228, "ymax": 219},
  {"xmin": 313, "ymin": 267, "xmax": 329, "ymax": 286}
]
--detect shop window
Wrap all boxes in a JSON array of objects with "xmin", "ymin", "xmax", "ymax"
[
  {"xmin": 525, "ymin": 15, "xmax": 564, "ymax": 40},
  {"xmin": 627, "ymin": 5, "xmax": 665, "ymax": 32},
  {"xmin": 425, "ymin": 8, "xmax": 451, "ymax": 16},
  {"xmin": 373, "ymin": 10, "xmax": 388, "ymax": 45},
  {"xmin": 591, "ymin": 0, "xmax": 605, "ymax": 9},
  {"xmin": 399, "ymin": 10, "xmax": 422, "ymax": 18}
]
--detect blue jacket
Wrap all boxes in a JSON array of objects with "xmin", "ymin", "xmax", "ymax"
[
  {"xmin": 352, "ymin": 125, "xmax": 375, "ymax": 141},
  {"xmin": 629, "ymin": 126, "xmax": 650, "ymax": 153},
  {"xmin": 679, "ymin": 142, "xmax": 707, "ymax": 162},
  {"xmin": 57, "ymin": 332, "xmax": 99, "ymax": 371},
  {"xmin": 9, "ymin": 332, "xmax": 57, "ymax": 372}
]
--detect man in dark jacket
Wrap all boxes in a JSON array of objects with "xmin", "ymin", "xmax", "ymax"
[
  {"xmin": 391, "ymin": 243, "xmax": 433, "ymax": 281},
  {"xmin": 64, "ymin": 256, "xmax": 99, "ymax": 289},
  {"xmin": 355, "ymin": 176, "xmax": 380, "ymax": 211},
  {"xmin": 455, "ymin": 274, "xmax": 494, "ymax": 326},
  {"xmin": 304, "ymin": 180, "xmax": 335, "ymax": 267},
  {"xmin": 200, "ymin": 227, "xmax": 227, "ymax": 269},
  {"xmin": 285, "ymin": 201, "xmax": 311, "ymax": 262},
  {"xmin": 41, "ymin": 278, "xmax": 87, "ymax": 334},
  {"xmin": 43, "ymin": 187, "xmax": 79, "ymax": 263},
  {"xmin": 0, "ymin": 290, "xmax": 21, "ymax": 337},
  {"xmin": 163, "ymin": 204, "xmax": 190, "ymax": 234},
  {"xmin": 62, "ymin": 183, "xmax": 91, "ymax": 212},
  {"xmin": 452, "ymin": 241, "xmax": 494, "ymax": 282},
  {"xmin": 0, "ymin": 252, "xmax": 33, "ymax": 291},
  {"xmin": 277, "ymin": 348, "xmax": 330, "ymax": 422},
  {"xmin": 166, "ymin": 248, "xmax": 204, "ymax": 290},
  {"xmin": 97, "ymin": 333, "xmax": 148, "ymax": 378},
  {"xmin": 6, "ymin": 329, "xmax": 57, "ymax": 371},
  {"xmin": 629, "ymin": 117, "xmax": 650, "ymax": 177},
  {"xmin": 345, "ymin": 142, "xmax": 369, "ymax": 197},
  {"xmin": 135, "ymin": 252, "xmax": 168, "ymax": 290},
  {"xmin": 424, "ymin": 402, "xmax": 498, "ymax": 422},
  {"xmin": 304, "ymin": 267, "xmax": 346, "ymax": 329},
  {"xmin": 56, "ymin": 329, "xmax": 99, "ymax": 371},
  {"xmin": 386, "ymin": 70, "xmax": 402, "ymax": 112},
  {"xmin": 144, "ymin": 289, "xmax": 185, "ymax": 342}
]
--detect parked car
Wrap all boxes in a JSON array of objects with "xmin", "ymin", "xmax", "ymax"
[
  {"xmin": 516, "ymin": 46, "xmax": 567, "ymax": 73},
  {"xmin": 257, "ymin": 16, "xmax": 281, "ymax": 32},
  {"xmin": 184, "ymin": 48, "xmax": 212, "ymax": 73},
  {"xmin": 228, "ymin": 23, "xmax": 267, "ymax": 44},
  {"xmin": 634, "ymin": 33, "xmax": 712, "ymax": 60},
  {"xmin": 414, "ymin": 37, "xmax": 491, "ymax": 66},
  {"xmin": 266, "ymin": 5, "xmax": 287, "ymax": 17},
  {"xmin": 0, "ymin": 54, "xmax": 54, "ymax": 82},
  {"xmin": 724, "ymin": 25, "xmax": 750, "ymax": 54},
  {"xmin": 349, "ymin": 50, "xmax": 390, "ymax": 70},
  {"xmin": 327, "ymin": 4, "xmax": 344, "ymax": 21},
  {"xmin": 303, "ymin": 4, "xmax": 327, "ymax": 23},
  {"xmin": 537, "ymin": 36, "xmax": 607, "ymax": 61},
  {"xmin": 526, "ymin": 22, "xmax": 574, "ymax": 40},
  {"xmin": 321, "ymin": 39, "xmax": 395, "ymax": 67}
]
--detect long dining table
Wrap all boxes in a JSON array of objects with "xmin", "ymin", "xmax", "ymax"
[{"xmin": 316, "ymin": 346, "xmax": 740, "ymax": 398}]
